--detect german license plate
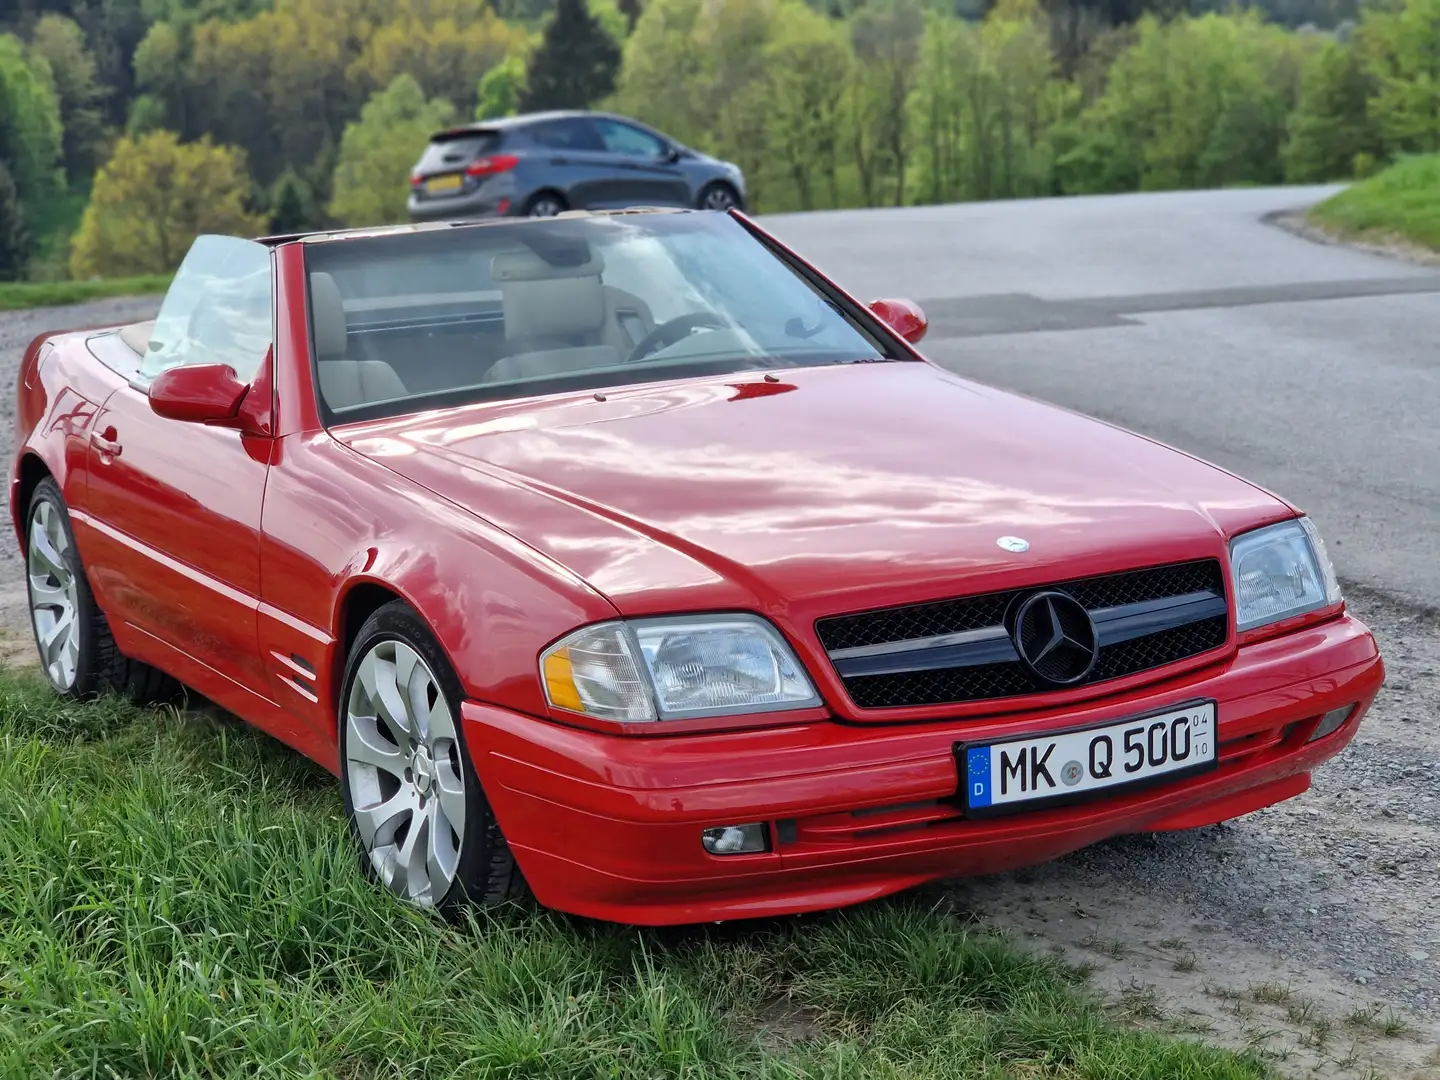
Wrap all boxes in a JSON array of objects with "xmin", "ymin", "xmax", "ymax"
[
  {"xmin": 959, "ymin": 700, "xmax": 1217, "ymax": 816},
  {"xmin": 426, "ymin": 174, "xmax": 464, "ymax": 195}
]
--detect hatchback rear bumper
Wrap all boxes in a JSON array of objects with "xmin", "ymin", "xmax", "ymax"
[{"xmin": 463, "ymin": 613, "xmax": 1382, "ymax": 925}]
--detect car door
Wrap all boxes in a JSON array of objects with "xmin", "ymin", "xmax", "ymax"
[
  {"xmin": 592, "ymin": 118, "xmax": 692, "ymax": 207},
  {"xmin": 526, "ymin": 117, "xmax": 617, "ymax": 209},
  {"xmin": 80, "ymin": 235, "xmax": 275, "ymax": 697}
]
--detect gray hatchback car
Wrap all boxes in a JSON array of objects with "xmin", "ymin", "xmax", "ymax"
[{"xmin": 407, "ymin": 110, "xmax": 748, "ymax": 221}]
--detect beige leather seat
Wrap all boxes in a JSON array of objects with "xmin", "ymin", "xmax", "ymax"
[
  {"xmin": 310, "ymin": 272, "xmax": 408, "ymax": 410},
  {"xmin": 484, "ymin": 249, "xmax": 630, "ymax": 383}
]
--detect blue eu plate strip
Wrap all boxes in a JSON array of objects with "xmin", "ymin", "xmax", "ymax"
[{"xmin": 966, "ymin": 746, "xmax": 991, "ymax": 809}]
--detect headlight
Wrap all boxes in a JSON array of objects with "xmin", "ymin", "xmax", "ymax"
[
  {"xmin": 1229, "ymin": 517, "xmax": 1342, "ymax": 632},
  {"xmin": 540, "ymin": 614, "xmax": 820, "ymax": 722}
]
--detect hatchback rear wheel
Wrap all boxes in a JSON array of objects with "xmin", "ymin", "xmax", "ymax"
[
  {"xmin": 339, "ymin": 599, "xmax": 526, "ymax": 914},
  {"xmin": 523, "ymin": 192, "xmax": 566, "ymax": 218}
]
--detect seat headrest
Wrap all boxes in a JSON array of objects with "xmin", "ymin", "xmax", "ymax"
[
  {"xmin": 491, "ymin": 248, "xmax": 605, "ymax": 282},
  {"xmin": 309, "ymin": 271, "xmax": 347, "ymax": 358}
]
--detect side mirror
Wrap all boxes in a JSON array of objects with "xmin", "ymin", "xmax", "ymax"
[
  {"xmin": 148, "ymin": 363, "xmax": 248, "ymax": 424},
  {"xmin": 664, "ymin": 145, "xmax": 683, "ymax": 163},
  {"xmin": 868, "ymin": 298, "xmax": 928, "ymax": 345}
]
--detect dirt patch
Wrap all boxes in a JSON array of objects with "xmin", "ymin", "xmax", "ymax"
[{"xmin": 1266, "ymin": 208, "xmax": 1440, "ymax": 270}]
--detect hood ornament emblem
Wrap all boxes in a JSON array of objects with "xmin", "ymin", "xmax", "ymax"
[{"xmin": 996, "ymin": 536, "xmax": 1030, "ymax": 553}]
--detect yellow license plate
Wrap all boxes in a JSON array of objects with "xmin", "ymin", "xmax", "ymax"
[{"xmin": 426, "ymin": 174, "xmax": 464, "ymax": 195}]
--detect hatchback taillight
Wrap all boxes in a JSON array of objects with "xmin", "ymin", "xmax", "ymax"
[{"xmin": 465, "ymin": 153, "xmax": 520, "ymax": 178}]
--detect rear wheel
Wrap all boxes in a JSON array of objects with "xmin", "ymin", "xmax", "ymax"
[
  {"xmin": 523, "ymin": 191, "xmax": 567, "ymax": 218},
  {"xmin": 25, "ymin": 477, "xmax": 178, "ymax": 702},
  {"xmin": 339, "ymin": 600, "xmax": 526, "ymax": 914}
]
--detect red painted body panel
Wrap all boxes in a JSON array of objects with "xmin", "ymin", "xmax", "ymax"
[
  {"xmin": 9, "ymin": 214, "xmax": 1386, "ymax": 926},
  {"xmin": 467, "ymin": 614, "xmax": 1381, "ymax": 924}
]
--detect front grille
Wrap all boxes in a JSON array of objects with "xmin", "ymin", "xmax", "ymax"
[{"xmin": 816, "ymin": 560, "xmax": 1228, "ymax": 711}]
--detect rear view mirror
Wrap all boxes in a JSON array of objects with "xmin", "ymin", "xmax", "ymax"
[
  {"xmin": 148, "ymin": 363, "xmax": 248, "ymax": 424},
  {"xmin": 868, "ymin": 298, "xmax": 928, "ymax": 345}
]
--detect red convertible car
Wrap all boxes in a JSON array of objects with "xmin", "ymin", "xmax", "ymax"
[{"xmin": 13, "ymin": 208, "xmax": 1384, "ymax": 924}]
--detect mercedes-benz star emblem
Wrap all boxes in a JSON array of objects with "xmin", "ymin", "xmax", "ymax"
[
  {"xmin": 996, "ymin": 535, "xmax": 1030, "ymax": 553},
  {"xmin": 1012, "ymin": 590, "xmax": 1099, "ymax": 685}
]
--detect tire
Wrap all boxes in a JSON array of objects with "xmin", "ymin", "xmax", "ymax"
[
  {"xmin": 697, "ymin": 182, "xmax": 741, "ymax": 212},
  {"xmin": 338, "ymin": 599, "xmax": 526, "ymax": 915},
  {"xmin": 522, "ymin": 191, "xmax": 567, "ymax": 218},
  {"xmin": 25, "ymin": 477, "xmax": 180, "ymax": 702}
]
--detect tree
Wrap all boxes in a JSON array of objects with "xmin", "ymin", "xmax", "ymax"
[
  {"xmin": 27, "ymin": 15, "xmax": 107, "ymax": 185},
  {"xmin": 0, "ymin": 32, "xmax": 63, "ymax": 202},
  {"xmin": 520, "ymin": 0, "xmax": 622, "ymax": 110},
  {"xmin": 850, "ymin": 0, "xmax": 925, "ymax": 205},
  {"xmin": 70, "ymin": 130, "xmax": 267, "ymax": 277},
  {"xmin": 328, "ymin": 74, "xmax": 456, "ymax": 228},
  {"xmin": 618, "ymin": 0, "xmax": 643, "ymax": 29},
  {"xmin": 267, "ymin": 167, "xmax": 317, "ymax": 233},
  {"xmin": 477, "ymin": 52, "xmax": 527, "ymax": 119},
  {"xmin": 0, "ymin": 162, "xmax": 32, "ymax": 282},
  {"xmin": 764, "ymin": 5, "xmax": 853, "ymax": 209},
  {"xmin": 1357, "ymin": 0, "xmax": 1440, "ymax": 155},
  {"xmin": 1283, "ymin": 38, "xmax": 1380, "ymax": 180}
]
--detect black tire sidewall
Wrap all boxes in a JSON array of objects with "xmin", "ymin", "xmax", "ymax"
[
  {"xmin": 336, "ymin": 599, "xmax": 501, "ymax": 915},
  {"xmin": 27, "ymin": 478, "xmax": 102, "ymax": 699}
]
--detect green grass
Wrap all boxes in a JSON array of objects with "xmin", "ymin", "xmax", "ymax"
[
  {"xmin": 1309, "ymin": 153, "xmax": 1440, "ymax": 251},
  {"xmin": 0, "ymin": 673, "xmax": 1271, "ymax": 1080},
  {"xmin": 0, "ymin": 274, "xmax": 171, "ymax": 311}
]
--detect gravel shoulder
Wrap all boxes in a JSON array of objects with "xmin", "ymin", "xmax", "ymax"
[{"xmin": 4, "ymin": 297, "xmax": 1438, "ymax": 1078}]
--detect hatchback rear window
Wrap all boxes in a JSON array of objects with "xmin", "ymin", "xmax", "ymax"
[{"xmin": 416, "ymin": 132, "xmax": 502, "ymax": 174}]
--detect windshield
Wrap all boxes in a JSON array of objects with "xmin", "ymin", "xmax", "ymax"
[{"xmin": 302, "ymin": 212, "xmax": 898, "ymax": 422}]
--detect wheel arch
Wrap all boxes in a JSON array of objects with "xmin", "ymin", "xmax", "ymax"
[{"xmin": 13, "ymin": 452, "xmax": 54, "ymax": 553}]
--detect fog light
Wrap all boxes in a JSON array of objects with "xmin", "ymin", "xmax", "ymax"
[
  {"xmin": 1308, "ymin": 706, "xmax": 1355, "ymax": 742},
  {"xmin": 701, "ymin": 823, "xmax": 769, "ymax": 855}
]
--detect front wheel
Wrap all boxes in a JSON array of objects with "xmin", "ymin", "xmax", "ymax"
[
  {"xmin": 697, "ymin": 182, "xmax": 741, "ymax": 212},
  {"xmin": 339, "ymin": 599, "xmax": 526, "ymax": 914}
]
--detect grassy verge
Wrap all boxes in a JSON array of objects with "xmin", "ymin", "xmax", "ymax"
[
  {"xmin": 1309, "ymin": 154, "xmax": 1440, "ymax": 251},
  {"xmin": 0, "ymin": 673, "xmax": 1269, "ymax": 1079},
  {"xmin": 0, "ymin": 274, "xmax": 172, "ymax": 312}
]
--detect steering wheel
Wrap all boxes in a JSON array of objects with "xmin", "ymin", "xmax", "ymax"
[{"xmin": 624, "ymin": 312, "xmax": 729, "ymax": 363}]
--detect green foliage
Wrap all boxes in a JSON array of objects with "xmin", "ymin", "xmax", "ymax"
[
  {"xmin": 267, "ymin": 166, "xmax": 317, "ymax": 233},
  {"xmin": 1283, "ymin": 38, "xmax": 1381, "ymax": 181},
  {"xmin": 1310, "ymin": 152, "xmax": 1440, "ymax": 249},
  {"xmin": 1356, "ymin": 0, "xmax": 1440, "ymax": 155},
  {"xmin": 0, "ymin": 161, "xmax": 33, "ymax": 281},
  {"xmin": 70, "ymin": 129, "xmax": 267, "ymax": 277},
  {"xmin": 477, "ymin": 51, "xmax": 527, "ymax": 119},
  {"xmin": 27, "ymin": 15, "xmax": 107, "ymax": 185},
  {"xmin": 328, "ymin": 74, "xmax": 456, "ymax": 228},
  {"xmin": 0, "ymin": 32, "xmax": 64, "ymax": 202},
  {"xmin": 0, "ymin": 669, "xmax": 1271, "ymax": 1078},
  {"xmin": 520, "ymin": 0, "xmax": 622, "ymax": 110},
  {"xmin": 1057, "ymin": 12, "xmax": 1307, "ymax": 194}
]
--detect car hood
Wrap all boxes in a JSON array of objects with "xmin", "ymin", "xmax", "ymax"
[{"xmin": 338, "ymin": 362, "xmax": 1292, "ymax": 619}]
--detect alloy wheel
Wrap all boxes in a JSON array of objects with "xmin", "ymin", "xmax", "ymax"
[
  {"xmin": 702, "ymin": 186, "xmax": 737, "ymax": 211},
  {"xmin": 345, "ymin": 639, "xmax": 467, "ymax": 907},
  {"xmin": 28, "ymin": 500, "xmax": 80, "ymax": 692},
  {"xmin": 527, "ymin": 197, "xmax": 564, "ymax": 218}
]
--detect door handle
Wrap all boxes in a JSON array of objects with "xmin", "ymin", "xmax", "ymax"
[{"xmin": 90, "ymin": 427, "xmax": 122, "ymax": 457}]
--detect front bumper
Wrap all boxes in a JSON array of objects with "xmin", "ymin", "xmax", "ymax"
[{"xmin": 463, "ymin": 613, "xmax": 1383, "ymax": 925}]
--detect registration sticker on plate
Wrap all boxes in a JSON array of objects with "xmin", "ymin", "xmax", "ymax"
[
  {"xmin": 426, "ymin": 174, "xmax": 464, "ymax": 195},
  {"xmin": 960, "ymin": 701, "xmax": 1217, "ymax": 815}
]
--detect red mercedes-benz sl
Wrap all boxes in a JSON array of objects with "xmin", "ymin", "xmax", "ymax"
[{"xmin": 12, "ymin": 208, "xmax": 1384, "ymax": 925}]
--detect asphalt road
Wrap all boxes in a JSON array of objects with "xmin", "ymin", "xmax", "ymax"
[{"xmin": 765, "ymin": 185, "xmax": 1440, "ymax": 612}]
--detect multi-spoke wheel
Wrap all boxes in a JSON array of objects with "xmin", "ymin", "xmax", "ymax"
[
  {"xmin": 25, "ymin": 476, "xmax": 179, "ymax": 701},
  {"xmin": 28, "ymin": 497, "xmax": 80, "ymax": 692},
  {"xmin": 697, "ymin": 182, "xmax": 741, "ymax": 212},
  {"xmin": 339, "ymin": 600, "xmax": 525, "ymax": 913},
  {"xmin": 523, "ymin": 192, "xmax": 566, "ymax": 218}
]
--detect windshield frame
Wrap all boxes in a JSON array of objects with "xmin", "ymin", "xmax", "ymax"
[{"xmin": 301, "ymin": 210, "xmax": 919, "ymax": 429}]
